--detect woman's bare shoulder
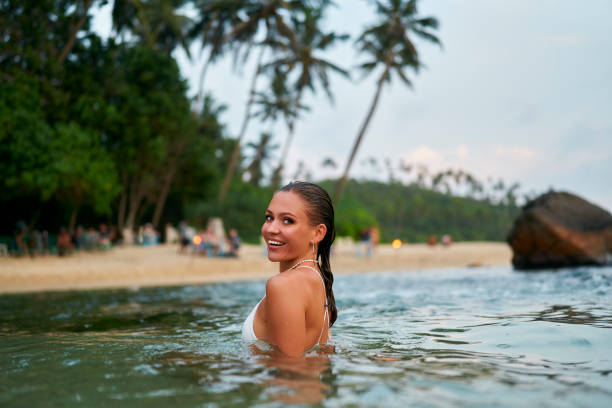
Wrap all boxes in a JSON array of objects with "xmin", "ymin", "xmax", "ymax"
[{"xmin": 266, "ymin": 270, "xmax": 312, "ymax": 297}]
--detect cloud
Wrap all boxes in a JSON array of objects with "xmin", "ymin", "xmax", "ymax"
[
  {"xmin": 454, "ymin": 145, "xmax": 468, "ymax": 158},
  {"xmin": 494, "ymin": 146, "xmax": 535, "ymax": 160},
  {"xmin": 541, "ymin": 35, "xmax": 586, "ymax": 46},
  {"xmin": 403, "ymin": 145, "xmax": 444, "ymax": 165},
  {"xmin": 398, "ymin": 144, "xmax": 545, "ymax": 183}
]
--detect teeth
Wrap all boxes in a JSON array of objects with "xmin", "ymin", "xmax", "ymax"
[{"xmin": 268, "ymin": 240, "xmax": 284, "ymax": 246}]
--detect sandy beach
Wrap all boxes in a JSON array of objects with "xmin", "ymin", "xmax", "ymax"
[{"xmin": 0, "ymin": 242, "xmax": 512, "ymax": 294}]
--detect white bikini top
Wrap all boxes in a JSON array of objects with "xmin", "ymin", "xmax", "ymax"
[{"xmin": 241, "ymin": 266, "xmax": 329, "ymax": 348}]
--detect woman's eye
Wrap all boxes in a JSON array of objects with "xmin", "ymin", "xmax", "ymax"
[
  {"xmin": 265, "ymin": 215, "xmax": 273, "ymax": 222},
  {"xmin": 283, "ymin": 218, "xmax": 293, "ymax": 225}
]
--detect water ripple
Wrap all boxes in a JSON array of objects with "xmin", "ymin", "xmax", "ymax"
[{"xmin": 0, "ymin": 266, "xmax": 611, "ymax": 407}]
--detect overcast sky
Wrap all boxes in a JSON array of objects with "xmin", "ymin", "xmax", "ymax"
[{"xmin": 93, "ymin": 0, "xmax": 612, "ymax": 211}]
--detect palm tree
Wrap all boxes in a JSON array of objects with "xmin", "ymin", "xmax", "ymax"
[
  {"xmin": 189, "ymin": 0, "xmax": 245, "ymax": 110},
  {"xmin": 252, "ymin": 67, "xmax": 308, "ymax": 127},
  {"xmin": 244, "ymin": 132, "xmax": 280, "ymax": 186},
  {"xmin": 112, "ymin": 0, "xmax": 192, "ymax": 55},
  {"xmin": 58, "ymin": 0, "xmax": 95, "ymax": 66},
  {"xmin": 217, "ymin": 0, "xmax": 305, "ymax": 202},
  {"xmin": 333, "ymin": 0, "xmax": 440, "ymax": 204},
  {"xmin": 266, "ymin": 6, "xmax": 349, "ymax": 188}
]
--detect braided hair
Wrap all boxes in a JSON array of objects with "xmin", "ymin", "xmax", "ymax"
[{"xmin": 278, "ymin": 181, "xmax": 337, "ymax": 326}]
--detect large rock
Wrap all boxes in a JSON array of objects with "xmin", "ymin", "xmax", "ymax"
[{"xmin": 507, "ymin": 191, "xmax": 612, "ymax": 269}]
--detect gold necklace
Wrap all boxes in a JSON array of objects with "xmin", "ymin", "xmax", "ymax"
[{"xmin": 284, "ymin": 258, "xmax": 318, "ymax": 272}]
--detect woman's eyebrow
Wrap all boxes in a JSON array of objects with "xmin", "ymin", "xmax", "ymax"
[{"xmin": 265, "ymin": 209, "xmax": 296, "ymax": 217}]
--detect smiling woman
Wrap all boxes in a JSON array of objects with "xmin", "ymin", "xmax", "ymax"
[{"xmin": 241, "ymin": 181, "xmax": 337, "ymax": 357}]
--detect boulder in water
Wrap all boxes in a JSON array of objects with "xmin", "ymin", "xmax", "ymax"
[{"xmin": 507, "ymin": 191, "xmax": 612, "ymax": 269}]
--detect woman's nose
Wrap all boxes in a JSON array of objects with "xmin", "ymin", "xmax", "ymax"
[{"xmin": 262, "ymin": 220, "xmax": 280, "ymax": 234}]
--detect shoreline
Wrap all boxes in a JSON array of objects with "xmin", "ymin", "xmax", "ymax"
[{"xmin": 0, "ymin": 242, "xmax": 512, "ymax": 295}]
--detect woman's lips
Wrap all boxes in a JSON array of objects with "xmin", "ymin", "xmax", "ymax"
[
  {"xmin": 268, "ymin": 239, "xmax": 285, "ymax": 251},
  {"xmin": 267, "ymin": 239, "xmax": 285, "ymax": 248}
]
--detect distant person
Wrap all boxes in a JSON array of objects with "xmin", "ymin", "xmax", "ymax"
[
  {"xmin": 99, "ymin": 224, "xmax": 111, "ymax": 250},
  {"xmin": 369, "ymin": 226, "xmax": 380, "ymax": 255},
  {"xmin": 141, "ymin": 223, "xmax": 159, "ymax": 246},
  {"xmin": 165, "ymin": 222, "xmax": 179, "ymax": 244},
  {"xmin": 86, "ymin": 227, "xmax": 99, "ymax": 250},
  {"xmin": 442, "ymin": 234, "xmax": 453, "ymax": 247},
  {"xmin": 31, "ymin": 230, "xmax": 44, "ymax": 255},
  {"xmin": 178, "ymin": 220, "xmax": 191, "ymax": 253},
  {"xmin": 108, "ymin": 226, "xmax": 118, "ymax": 245},
  {"xmin": 358, "ymin": 227, "xmax": 371, "ymax": 258},
  {"xmin": 242, "ymin": 181, "xmax": 336, "ymax": 357},
  {"xmin": 74, "ymin": 226, "xmax": 86, "ymax": 250},
  {"xmin": 14, "ymin": 221, "xmax": 29, "ymax": 256},
  {"xmin": 204, "ymin": 223, "xmax": 220, "ymax": 256},
  {"xmin": 427, "ymin": 234, "xmax": 437, "ymax": 246},
  {"xmin": 194, "ymin": 229, "xmax": 209, "ymax": 256},
  {"xmin": 57, "ymin": 227, "xmax": 74, "ymax": 256},
  {"xmin": 227, "ymin": 229, "xmax": 241, "ymax": 257},
  {"xmin": 41, "ymin": 230, "xmax": 50, "ymax": 254}
]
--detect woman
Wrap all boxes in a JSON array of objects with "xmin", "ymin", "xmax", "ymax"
[{"xmin": 242, "ymin": 181, "xmax": 337, "ymax": 357}]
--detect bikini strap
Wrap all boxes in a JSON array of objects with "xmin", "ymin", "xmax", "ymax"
[
  {"xmin": 295, "ymin": 265, "xmax": 329, "ymax": 344},
  {"xmin": 295, "ymin": 265, "xmax": 325, "ymax": 287},
  {"xmin": 316, "ymin": 306, "xmax": 328, "ymax": 345}
]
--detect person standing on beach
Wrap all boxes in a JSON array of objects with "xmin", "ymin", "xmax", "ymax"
[{"xmin": 242, "ymin": 181, "xmax": 337, "ymax": 357}]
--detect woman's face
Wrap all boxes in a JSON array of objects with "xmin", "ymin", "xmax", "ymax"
[{"xmin": 262, "ymin": 191, "xmax": 318, "ymax": 268}]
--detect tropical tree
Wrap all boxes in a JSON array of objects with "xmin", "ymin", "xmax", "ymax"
[
  {"xmin": 321, "ymin": 157, "xmax": 337, "ymax": 169},
  {"xmin": 1, "ymin": 0, "xmax": 98, "ymax": 72},
  {"xmin": 189, "ymin": 0, "xmax": 245, "ymax": 110},
  {"xmin": 0, "ymin": 73, "xmax": 119, "ymax": 230},
  {"xmin": 94, "ymin": 44, "xmax": 196, "ymax": 233},
  {"xmin": 333, "ymin": 0, "xmax": 441, "ymax": 204},
  {"xmin": 244, "ymin": 132, "xmax": 279, "ymax": 186},
  {"xmin": 58, "ymin": 0, "xmax": 100, "ymax": 66},
  {"xmin": 111, "ymin": 0, "xmax": 192, "ymax": 55},
  {"xmin": 217, "ymin": 0, "xmax": 313, "ymax": 202},
  {"xmin": 252, "ymin": 66, "xmax": 307, "ymax": 127},
  {"xmin": 252, "ymin": 66, "xmax": 309, "ymax": 174},
  {"xmin": 266, "ymin": 6, "xmax": 349, "ymax": 188}
]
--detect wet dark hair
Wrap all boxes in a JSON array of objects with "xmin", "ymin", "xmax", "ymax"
[{"xmin": 278, "ymin": 181, "xmax": 337, "ymax": 327}]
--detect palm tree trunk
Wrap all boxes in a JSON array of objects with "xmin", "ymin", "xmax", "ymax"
[
  {"xmin": 58, "ymin": 0, "xmax": 94, "ymax": 66},
  {"xmin": 117, "ymin": 176, "xmax": 128, "ymax": 232},
  {"xmin": 68, "ymin": 208, "xmax": 78, "ymax": 233},
  {"xmin": 125, "ymin": 176, "xmax": 146, "ymax": 232},
  {"xmin": 217, "ymin": 46, "xmax": 266, "ymax": 202},
  {"xmin": 334, "ymin": 65, "xmax": 390, "ymax": 205},
  {"xmin": 271, "ymin": 89, "xmax": 302, "ymax": 189},
  {"xmin": 194, "ymin": 49, "xmax": 213, "ymax": 111},
  {"xmin": 151, "ymin": 165, "xmax": 177, "ymax": 229},
  {"xmin": 271, "ymin": 122, "xmax": 294, "ymax": 188}
]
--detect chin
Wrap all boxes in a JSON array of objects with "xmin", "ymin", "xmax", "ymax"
[
  {"xmin": 267, "ymin": 248, "xmax": 292, "ymax": 263},
  {"xmin": 266, "ymin": 250, "xmax": 283, "ymax": 262}
]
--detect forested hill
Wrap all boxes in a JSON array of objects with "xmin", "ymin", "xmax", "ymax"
[{"xmin": 322, "ymin": 180, "xmax": 520, "ymax": 243}]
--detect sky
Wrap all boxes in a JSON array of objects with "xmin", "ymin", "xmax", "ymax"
[{"xmin": 92, "ymin": 0, "xmax": 612, "ymax": 211}]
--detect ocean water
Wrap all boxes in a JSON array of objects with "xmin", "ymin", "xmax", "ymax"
[{"xmin": 1, "ymin": 266, "xmax": 611, "ymax": 407}]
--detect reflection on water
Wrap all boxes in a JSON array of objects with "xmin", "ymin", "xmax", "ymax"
[
  {"xmin": 1, "ymin": 266, "xmax": 611, "ymax": 407},
  {"xmin": 489, "ymin": 304, "xmax": 612, "ymax": 328}
]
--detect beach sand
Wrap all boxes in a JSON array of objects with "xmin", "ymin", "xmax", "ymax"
[{"xmin": 0, "ymin": 242, "xmax": 512, "ymax": 294}]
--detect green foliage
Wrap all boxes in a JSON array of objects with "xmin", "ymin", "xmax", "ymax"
[
  {"xmin": 323, "ymin": 179, "xmax": 520, "ymax": 243},
  {"xmin": 51, "ymin": 123, "xmax": 119, "ymax": 214},
  {"xmin": 183, "ymin": 178, "xmax": 519, "ymax": 244},
  {"xmin": 0, "ymin": 73, "xmax": 55, "ymax": 200},
  {"xmin": 334, "ymin": 196, "xmax": 377, "ymax": 240},
  {"xmin": 0, "ymin": 1, "xmax": 225, "ymax": 233},
  {"xmin": 0, "ymin": 74, "xmax": 118, "ymax": 213}
]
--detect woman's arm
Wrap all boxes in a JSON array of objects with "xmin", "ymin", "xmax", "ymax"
[{"xmin": 265, "ymin": 276, "xmax": 307, "ymax": 357}]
